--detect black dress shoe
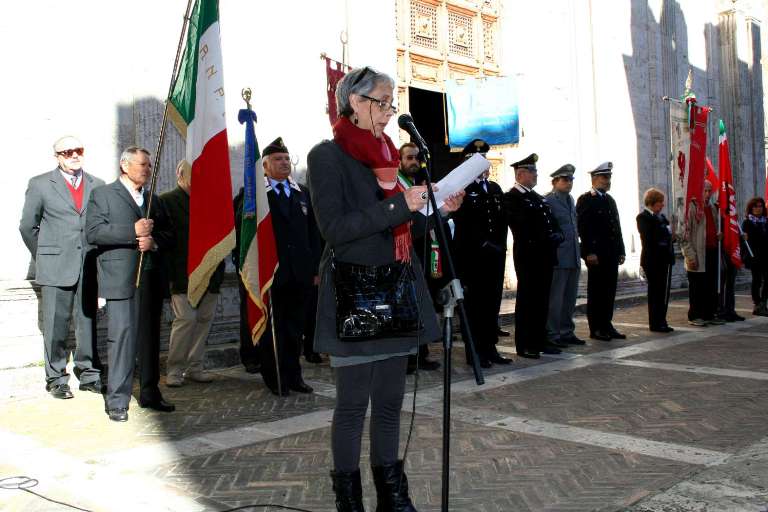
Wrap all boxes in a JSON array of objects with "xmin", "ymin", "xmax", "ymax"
[
  {"xmin": 138, "ymin": 398, "xmax": 176, "ymax": 412},
  {"xmin": 607, "ymin": 328, "xmax": 627, "ymax": 340},
  {"xmin": 650, "ymin": 326, "xmax": 675, "ymax": 333},
  {"xmin": 244, "ymin": 362, "xmax": 261, "ymax": 374},
  {"xmin": 541, "ymin": 344, "xmax": 562, "ymax": 355},
  {"xmin": 108, "ymin": 408, "xmax": 128, "ymax": 422},
  {"xmin": 516, "ymin": 350, "xmax": 540, "ymax": 359},
  {"xmin": 305, "ymin": 352, "xmax": 323, "ymax": 364},
  {"xmin": 417, "ymin": 358, "xmax": 441, "ymax": 371},
  {"xmin": 288, "ymin": 380, "xmax": 314, "ymax": 394},
  {"xmin": 496, "ymin": 328, "xmax": 511, "ymax": 337},
  {"xmin": 488, "ymin": 353, "xmax": 512, "ymax": 365},
  {"xmin": 79, "ymin": 381, "xmax": 105, "ymax": 394},
  {"xmin": 48, "ymin": 383, "xmax": 74, "ymax": 399},
  {"xmin": 590, "ymin": 330, "xmax": 613, "ymax": 341},
  {"xmin": 551, "ymin": 339, "xmax": 570, "ymax": 348},
  {"xmin": 563, "ymin": 336, "xmax": 586, "ymax": 345},
  {"xmin": 479, "ymin": 357, "xmax": 492, "ymax": 369}
]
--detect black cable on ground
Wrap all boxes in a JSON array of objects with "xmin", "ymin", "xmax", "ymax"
[{"xmin": 0, "ymin": 475, "xmax": 318, "ymax": 512}]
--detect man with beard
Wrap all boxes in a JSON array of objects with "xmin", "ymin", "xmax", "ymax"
[{"xmin": 397, "ymin": 142, "xmax": 440, "ymax": 372}]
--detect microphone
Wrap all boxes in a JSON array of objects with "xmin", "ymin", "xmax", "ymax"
[{"xmin": 397, "ymin": 114, "xmax": 429, "ymax": 156}]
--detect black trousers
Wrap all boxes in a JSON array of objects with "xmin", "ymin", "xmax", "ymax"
[
  {"xmin": 237, "ymin": 277, "xmax": 261, "ymax": 367},
  {"xmin": 331, "ymin": 356, "xmax": 408, "ymax": 472},
  {"xmin": 259, "ymin": 282, "xmax": 309, "ymax": 389},
  {"xmin": 750, "ymin": 264, "xmax": 768, "ymax": 304},
  {"xmin": 461, "ymin": 247, "xmax": 506, "ymax": 358},
  {"xmin": 514, "ymin": 258, "xmax": 554, "ymax": 353},
  {"xmin": 719, "ymin": 258, "xmax": 737, "ymax": 316},
  {"xmin": 136, "ymin": 267, "xmax": 165, "ymax": 403},
  {"xmin": 688, "ymin": 248, "xmax": 718, "ymax": 321},
  {"xmin": 644, "ymin": 264, "xmax": 671, "ymax": 329},
  {"xmin": 302, "ymin": 285, "xmax": 319, "ymax": 356},
  {"xmin": 586, "ymin": 261, "xmax": 618, "ymax": 334}
]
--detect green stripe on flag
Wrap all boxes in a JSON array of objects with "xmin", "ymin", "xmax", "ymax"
[{"xmin": 170, "ymin": 0, "xmax": 220, "ymax": 125}]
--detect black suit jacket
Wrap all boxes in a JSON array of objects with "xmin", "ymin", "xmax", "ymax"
[
  {"xmin": 85, "ymin": 179, "xmax": 172, "ymax": 299},
  {"xmin": 266, "ymin": 179, "xmax": 322, "ymax": 287},
  {"xmin": 636, "ymin": 209, "xmax": 674, "ymax": 271},
  {"xmin": 161, "ymin": 186, "xmax": 224, "ymax": 295},
  {"xmin": 504, "ymin": 186, "xmax": 561, "ymax": 267},
  {"xmin": 576, "ymin": 190, "xmax": 625, "ymax": 264}
]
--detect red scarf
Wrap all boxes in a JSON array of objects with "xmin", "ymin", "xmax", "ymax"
[{"xmin": 333, "ymin": 116, "xmax": 412, "ymax": 262}]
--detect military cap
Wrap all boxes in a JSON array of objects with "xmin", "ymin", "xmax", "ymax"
[
  {"xmin": 510, "ymin": 153, "xmax": 538, "ymax": 171},
  {"xmin": 589, "ymin": 161, "xmax": 613, "ymax": 176},
  {"xmin": 550, "ymin": 163, "xmax": 575, "ymax": 179},
  {"xmin": 262, "ymin": 137, "xmax": 289, "ymax": 156},
  {"xmin": 462, "ymin": 138, "xmax": 490, "ymax": 157}
]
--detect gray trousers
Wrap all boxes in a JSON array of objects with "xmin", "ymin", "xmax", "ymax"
[
  {"xmin": 105, "ymin": 296, "xmax": 138, "ymax": 410},
  {"xmin": 41, "ymin": 281, "xmax": 100, "ymax": 387},
  {"xmin": 547, "ymin": 267, "xmax": 580, "ymax": 342}
]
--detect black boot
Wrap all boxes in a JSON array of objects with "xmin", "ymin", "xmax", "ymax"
[
  {"xmin": 330, "ymin": 469, "xmax": 366, "ymax": 512},
  {"xmin": 372, "ymin": 460, "xmax": 417, "ymax": 511}
]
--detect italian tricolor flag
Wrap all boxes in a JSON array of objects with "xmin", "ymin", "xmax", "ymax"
[{"xmin": 169, "ymin": 0, "xmax": 235, "ymax": 307}]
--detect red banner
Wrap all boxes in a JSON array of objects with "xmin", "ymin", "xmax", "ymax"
[
  {"xmin": 686, "ymin": 105, "xmax": 710, "ymax": 221},
  {"xmin": 325, "ymin": 56, "xmax": 350, "ymax": 126},
  {"xmin": 718, "ymin": 121, "xmax": 743, "ymax": 268}
]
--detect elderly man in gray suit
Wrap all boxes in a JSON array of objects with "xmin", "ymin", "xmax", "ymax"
[
  {"xmin": 544, "ymin": 164, "xmax": 586, "ymax": 346},
  {"xmin": 19, "ymin": 136, "xmax": 105, "ymax": 399},
  {"xmin": 86, "ymin": 146, "xmax": 174, "ymax": 422}
]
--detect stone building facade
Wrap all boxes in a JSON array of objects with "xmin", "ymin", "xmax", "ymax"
[{"xmin": 2, "ymin": 0, "xmax": 767, "ymax": 366}]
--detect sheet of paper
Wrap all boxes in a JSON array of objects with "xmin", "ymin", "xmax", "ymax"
[{"xmin": 418, "ymin": 153, "xmax": 491, "ymax": 216}]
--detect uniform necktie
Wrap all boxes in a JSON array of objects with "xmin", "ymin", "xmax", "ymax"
[
  {"xmin": 482, "ymin": 179, "xmax": 488, "ymax": 193},
  {"xmin": 275, "ymin": 182, "xmax": 290, "ymax": 216}
]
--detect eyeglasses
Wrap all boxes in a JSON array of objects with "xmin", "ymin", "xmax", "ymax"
[
  {"xmin": 57, "ymin": 148, "xmax": 84, "ymax": 158},
  {"xmin": 360, "ymin": 94, "xmax": 398, "ymax": 114}
]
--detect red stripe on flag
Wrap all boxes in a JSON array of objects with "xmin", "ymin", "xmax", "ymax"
[{"xmin": 188, "ymin": 129, "xmax": 234, "ymax": 275}]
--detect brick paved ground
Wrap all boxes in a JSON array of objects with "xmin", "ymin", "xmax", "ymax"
[{"xmin": 2, "ymin": 293, "xmax": 768, "ymax": 511}]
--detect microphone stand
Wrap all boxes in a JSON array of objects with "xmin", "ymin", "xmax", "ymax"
[{"xmin": 414, "ymin": 137, "xmax": 484, "ymax": 512}]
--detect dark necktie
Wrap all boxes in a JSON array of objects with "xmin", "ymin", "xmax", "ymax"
[
  {"xmin": 71, "ymin": 176, "xmax": 78, "ymax": 188},
  {"xmin": 275, "ymin": 182, "xmax": 290, "ymax": 216}
]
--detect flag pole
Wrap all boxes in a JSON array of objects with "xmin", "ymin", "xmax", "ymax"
[
  {"xmin": 268, "ymin": 291, "xmax": 283, "ymax": 396},
  {"xmin": 135, "ymin": 0, "xmax": 196, "ymax": 288}
]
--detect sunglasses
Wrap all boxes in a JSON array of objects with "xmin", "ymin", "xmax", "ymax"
[{"xmin": 57, "ymin": 148, "xmax": 84, "ymax": 158}]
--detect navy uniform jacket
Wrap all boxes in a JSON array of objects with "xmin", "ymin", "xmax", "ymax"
[
  {"xmin": 576, "ymin": 190, "xmax": 625, "ymax": 264},
  {"xmin": 505, "ymin": 185, "xmax": 562, "ymax": 267},
  {"xmin": 266, "ymin": 176, "xmax": 322, "ymax": 287},
  {"xmin": 636, "ymin": 209, "xmax": 674, "ymax": 271},
  {"xmin": 453, "ymin": 179, "xmax": 507, "ymax": 256}
]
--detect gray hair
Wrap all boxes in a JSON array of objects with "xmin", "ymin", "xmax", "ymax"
[
  {"xmin": 119, "ymin": 146, "xmax": 150, "ymax": 165},
  {"xmin": 52, "ymin": 135, "xmax": 82, "ymax": 153},
  {"xmin": 335, "ymin": 66, "xmax": 395, "ymax": 117}
]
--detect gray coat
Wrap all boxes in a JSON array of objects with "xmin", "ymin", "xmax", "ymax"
[
  {"xmin": 85, "ymin": 179, "xmax": 172, "ymax": 300},
  {"xmin": 306, "ymin": 140, "xmax": 440, "ymax": 357},
  {"xmin": 19, "ymin": 169, "xmax": 104, "ymax": 286},
  {"xmin": 544, "ymin": 190, "xmax": 580, "ymax": 269}
]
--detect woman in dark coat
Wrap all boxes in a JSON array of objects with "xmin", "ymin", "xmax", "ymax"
[
  {"xmin": 307, "ymin": 66, "xmax": 463, "ymax": 511},
  {"xmin": 742, "ymin": 197, "xmax": 768, "ymax": 315},
  {"xmin": 636, "ymin": 188, "xmax": 675, "ymax": 332}
]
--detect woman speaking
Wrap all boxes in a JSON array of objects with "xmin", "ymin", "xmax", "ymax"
[{"xmin": 308, "ymin": 66, "xmax": 461, "ymax": 511}]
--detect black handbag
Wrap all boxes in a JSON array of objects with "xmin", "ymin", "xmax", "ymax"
[{"xmin": 332, "ymin": 257, "xmax": 421, "ymax": 341}]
